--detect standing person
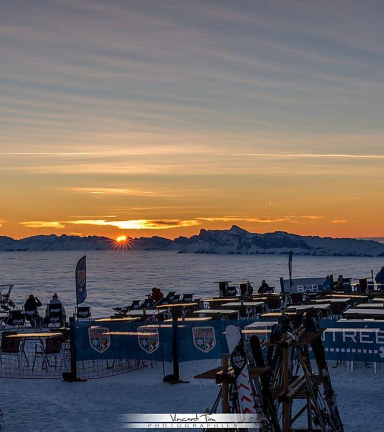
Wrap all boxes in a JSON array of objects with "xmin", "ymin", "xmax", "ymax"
[
  {"xmin": 258, "ymin": 280, "xmax": 270, "ymax": 294},
  {"xmin": 24, "ymin": 294, "xmax": 42, "ymax": 328},
  {"xmin": 375, "ymin": 266, "xmax": 384, "ymax": 285},
  {"xmin": 44, "ymin": 293, "xmax": 66, "ymax": 326}
]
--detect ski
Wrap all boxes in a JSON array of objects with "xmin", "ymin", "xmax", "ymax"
[
  {"xmin": 305, "ymin": 313, "xmax": 344, "ymax": 432},
  {"xmin": 226, "ymin": 325, "xmax": 256, "ymax": 415},
  {"xmin": 249, "ymin": 335, "xmax": 281, "ymax": 432}
]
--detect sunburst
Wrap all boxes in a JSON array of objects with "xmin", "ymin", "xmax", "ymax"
[{"xmin": 111, "ymin": 234, "xmax": 132, "ymax": 250}]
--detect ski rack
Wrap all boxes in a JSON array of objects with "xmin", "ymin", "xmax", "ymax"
[
  {"xmin": 196, "ymin": 316, "xmax": 344, "ymax": 432},
  {"xmin": 195, "ymin": 354, "xmax": 271, "ymax": 414}
]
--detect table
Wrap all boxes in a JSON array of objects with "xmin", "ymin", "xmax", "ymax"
[
  {"xmin": 287, "ymin": 304, "xmax": 331, "ymax": 312},
  {"xmin": 327, "ymin": 294, "xmax": 368, "ymax": 300},
  {"xmin": 125, "ymin": 310, "xmax": 158, "ymax": 317},
  {"xmin": 156, "ymin": 303, "xmax": 198, "ymax": 309},
  {"xmin": 310, "ymin": 298, "xmax": 351, "ymax": 315},
  {"xmin": 338, "ymin": 318, "xmax": 384, "ymax": 324},
  {"xmin": 193, "ymin": 309, "xmax": 238, "ymax": 317},
  {"xmin": 261, "ymin": 312, "xmax": 297, "ymax": 318},
  {"xmin": 164, "ymin": 317, "xmax": 212, "ymax": 322},
  {"xmin": 222, "ymin": 302, "xmax": 265, "ymax": 308},
  {"xmin": 95, "ymin": 317, "xmax": 141, "ymax": 323},
  {"xmin": 356, "ymin": 303, "xmax": 384, "ymax": 309},
  {"xmin": 246, "ymin": 320, "xmax": 278, "ymax": 327},
  {"xmin": 7, "ymin": 332, "xmax": 62, "ymax": 339},
  {"xmin": 311, "ymin": 299, "xmax": 350, "ymax": 304},
  {"xmin": 202, "ymin": 298, "xmax": 238, "ymax": 309},
  {"xmin": 344, "ymin": 308, "xmax": 384, "ymax": 318},
  {"xmin": 202, "ymin": 298, "xmax": 238, "ymax": 303},
  {"xmin": 241, "ymin": 329, "xmax": 271, "ymax": 335}
]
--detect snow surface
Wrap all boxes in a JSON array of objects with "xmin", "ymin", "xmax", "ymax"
[
  {"xmin": 2, "ymin": 251, "xmax": 384, "ymax": 430},
  {"xmin": 1, "ymin": 359, "xmax": 382, "ymax": 431}
]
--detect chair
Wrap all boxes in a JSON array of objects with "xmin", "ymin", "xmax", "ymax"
[
  {"xmin": 368, "ymin": 281, "xmax": 375, "ymax": 291},
  {"xmin": 157, "ymin": 291, "xmax": 176, "ymax": 306},
  {"xmin": 239, "ymin": 282, "xmax": 253, "ymax": 296},
  {"xmin": 343, "ymin": 282, "xmax": 352, "ymax": 293},
  {"xmin": 359, "ymin": 279, "xmax": 368, "ymax": 293},
  {"xmin": 290, "ymin": 293, "xmax": 304, "ymax": 306},
  {"xmin": 24, "ymin": 307, "xmax": 41, "ymax": 329},
  {"xmin": 76, "ymin": 306, "xmax": 91, "ymax": 320},
  {"xmin": 45, "ymin": 304, "xmax": 65, "ymax": 328},
  {"xmin": 5, "ymin": 310, "xmax": 26, "ymax": 330},
  {"xmin": 180, "ymin": 293, "xmax": 194, "ymax": 303},
  {"xmin": 171, "ymin": 294, "xmax": 181, "ymax": 303},
  {"xmin": 1, "ymin": 331, "xmax": 29, "ymax": 367},
  {"xmin": 226, "ymin": 286, "xmax": 237, "ymax": 297},
  {"xmin": 33, "ymin": 337, "xmax": 63, "ymax": 370},
  {"xmin": 266, "ymin": 296, "xmax": 281, "ymax": 312},
  {"xmin": 138, "ymin": 297, "xmax": 153, "ymax": 309},
  {"xmin": 127, "ymin": 300, "xmax": 141, "ymax": 310}
]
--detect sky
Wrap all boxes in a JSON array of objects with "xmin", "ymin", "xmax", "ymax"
[{"xmin": 1, "ymin": 0, "xmax": 384, "ymax": 240}]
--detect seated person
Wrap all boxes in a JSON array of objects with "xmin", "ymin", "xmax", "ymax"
[
  {"xmin": 336, "ymin": 275, "xmax": 344, "ymax": 290},
  {"xmin": 24, "ymin": 294, "xmax": 42, "ymax": 327},
  {"xmin": 375, "ymin": 266, "xmax": 384, "ymax": 285},
  {"xmin": 150, "ymin": 287, "xmax": 164, "ymax": 304},
  {"xmin": 258, "ymin": 280, "xmax": 270, "ymax": 294},
  {"xmin": 44, "ymin": 293, "xmax": 66, "ymax": 326}
]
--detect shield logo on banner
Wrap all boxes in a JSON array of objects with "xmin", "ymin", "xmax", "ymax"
[
  {"xmin": 77, "ymin": 269, "xmax": 86, "ymax": 287},
  {"xmin": 192, "ymin": 327, "xmax": 216, "ymax": 353},
  {"xmin": 138, "ymin": 326, "xmax": 159, "ymax": 354},
  {"xmin": 88, "ymin": 327, "xmax": 111, "ymax": 353}
]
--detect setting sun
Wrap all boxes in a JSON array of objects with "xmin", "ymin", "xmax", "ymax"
[{"xmin": 116, "ymin": 235, "xmax": 127, "ymax": 242}]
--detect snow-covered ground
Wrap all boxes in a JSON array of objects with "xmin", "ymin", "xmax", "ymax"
[
  {"xmin": 2, "ymin": 252, "xmax": 384, "ymax": 430},
  {"xmin": 1, "ymin": 359, "xmax": 382, "ymax": 431}
]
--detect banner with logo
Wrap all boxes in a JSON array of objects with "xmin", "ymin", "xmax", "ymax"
[
  {"xmin": 71, "ymin": 320, "xmax": 174, "ymax": 362},
  {"xmin": 71, "ymin": 318, "xmax": 384, "ymax": 365},
  {"xmin": 76, "ymin": 256, "xmax": 87, "ymax": 305},
  {"xmin": 280, "ymin": 276, "xmax": 331, "ymax": 294}
]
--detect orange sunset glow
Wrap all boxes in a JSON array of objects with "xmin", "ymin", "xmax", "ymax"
[{"xmin": 0, "ymin": 2, "xmax": 383, "ymax": 241}]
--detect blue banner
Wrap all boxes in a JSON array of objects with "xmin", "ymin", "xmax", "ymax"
[
  {"xmin": 72, "ymin": 320, "xmax": 174, "ymax": 362},
  {"xmin": 280, "ymin": 276, "xmax": 331, "ymax": 294},
  {"xmin": 76, "ymin": 256, "xmax": 87, "ymax": 305},
  {"xmin": 71, "ymin": 317, "xmax": 384, "ymax": 365}
]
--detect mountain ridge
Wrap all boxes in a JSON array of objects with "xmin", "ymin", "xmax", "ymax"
[{"xmin": 1, "ymin": 226, "xmax": 384, "ymax": 256}]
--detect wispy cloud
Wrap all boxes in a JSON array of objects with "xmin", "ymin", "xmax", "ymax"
[
  {"xmin": 198, "ymin": 216, "xmax": 291, "ymax": 224},
  {"xmin": 218, "ymin": 153, "xmax": 384, "ymax": 160},
  {"xmin": 332, "ymin": 220, "xmax": 348, "ymax": 224},
  {"xmin": 20, "ymin": 214, "xmax": 325, "ymax": 231},
  {"xmin": 0, "ymin": 152, "xmax": 92, "ymax": 156},
  {"xmin": 68, "ymin": 219, "xmax": 201, "ymax": 230},
  {"xmin": 61, "ymin": 187, "xmax": 154, "ymax": 196},
  {"xmin": 301, "ymin": 215, "xmax": 324, "ymax": 220},
  {"xmin": 20, "ymin": 221, "xmax": 66, "ymax": 229},
  {"xmin": 20, "ymin": 219, "xmax": 201, "ymax": 230}
]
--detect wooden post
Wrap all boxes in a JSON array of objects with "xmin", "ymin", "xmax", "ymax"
[
  {"xmin": 283, "ymin": 344, "xmax": 291, "ymax": 432},
  {"xmin": 221, "ymin": 354, "xmax": 229, "ymax": 413},
  {"xmin": 307, "ymin": 397, "xmax": 312, "ymax": 431}
]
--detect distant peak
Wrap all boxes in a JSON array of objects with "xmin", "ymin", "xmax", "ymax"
[{"xmin": 228, "ymin": 225, "xmax": 249, "ymax": 234}]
